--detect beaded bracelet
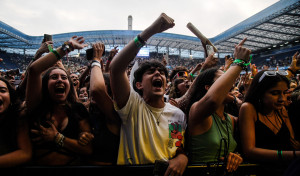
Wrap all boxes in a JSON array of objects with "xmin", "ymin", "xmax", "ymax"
[{"xmin": 54, "ymin": 133, "xmax": 65, "ymax": 148}]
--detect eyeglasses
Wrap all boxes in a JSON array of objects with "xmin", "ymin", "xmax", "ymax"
[{"xmin": 258, "ymin": 70, "xmax": 288, "ymax": 83}]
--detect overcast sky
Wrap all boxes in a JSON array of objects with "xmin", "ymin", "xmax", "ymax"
[{"xmin": 0, "ymin": 0, "xmax": 279, "ymax": 38}]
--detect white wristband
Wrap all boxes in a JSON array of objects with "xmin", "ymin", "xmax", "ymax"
[{"xmin": 91, "ymin": 62, "xmax": 101, "ymax": 69}]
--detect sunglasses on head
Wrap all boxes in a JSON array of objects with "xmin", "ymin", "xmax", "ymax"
[{"xmin": 258, "ymin": 70, "xmax": 288, "ymax": 83}]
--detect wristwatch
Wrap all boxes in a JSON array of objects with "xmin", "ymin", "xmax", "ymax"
[{"xmin": 61, "ymin": 41, "xmax": 74, "ymax": 53}]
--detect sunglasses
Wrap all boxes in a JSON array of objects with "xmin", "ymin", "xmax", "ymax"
[
  {"xmin": 172, "ymin": 71, "xmax": 188, "ymax": 80},
  {"xmin": 258, "ymin": 70, "xmax": 288, "ymax": 83}
]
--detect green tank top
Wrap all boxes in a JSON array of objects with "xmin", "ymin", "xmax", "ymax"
[{"xmin": 189, "ymin": 113, "xmax": 237, "ymax": 163}]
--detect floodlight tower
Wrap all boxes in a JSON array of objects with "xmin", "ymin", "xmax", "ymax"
[{"xmin": 128, "ymin": 15, "xmax": 132, "ymax": 30}]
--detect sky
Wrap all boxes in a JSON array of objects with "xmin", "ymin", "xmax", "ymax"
[{"xmin": 0, "ymin": 0, "xmax": 279, "ymax": 38}]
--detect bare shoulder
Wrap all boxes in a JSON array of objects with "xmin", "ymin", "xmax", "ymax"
[
  {"xmin": 240, "ymin": 102, "xmax": 254, "ymax": 109},
  {"xmin": 239, "ymin": 102, "xmax": 257, "ymax": 121}
]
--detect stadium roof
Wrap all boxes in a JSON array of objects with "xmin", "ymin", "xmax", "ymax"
[{"xmin": 0, "ymin": 0, "xmax": 299, "ymax": 56}]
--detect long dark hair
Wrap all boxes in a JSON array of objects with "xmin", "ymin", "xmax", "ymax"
[
  {"xmin": 244, "ymin": 70, "xmax": 290, "ymax": 113},
  {"xmin": 30, "ymin": 67, "xmax": 78, "ymax": 124},
  {"xmin": 186, "ymin": 67, "xmax": 219, "ymax": 116},
  {"xmin": 0, "ymin": 77, "xmax": 22, "ymax": 133}
]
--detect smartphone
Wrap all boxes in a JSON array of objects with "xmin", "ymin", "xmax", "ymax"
[
  {"xmin": 44, "ymin": 34, "xmax": 52, "ymax": 42},
  {"xmin": 86, "ymin": 45, "xmax": 106, "ymax": 60},
  {"xmin": 86, "ymin": 48, "xmax": 93, "ymax": 60}
]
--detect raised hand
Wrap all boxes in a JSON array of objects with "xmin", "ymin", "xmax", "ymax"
[
  {"xmin": 194, "ymin": 63, "xmax": 203, "ymax": 72},
  {"xmin": 92, "ymin": 42, "xmax": 105, "ymax": 62},
  {"xmin": 250, "ymin": 63, "xmax": 258, "ymax": 77},
  {"xmin": 39, "ymin": 41, "xmax": 54, "ymax": 53},
  {"xmin": 290, "ymin": 51, "xmax": 300, "ymax": 72},
  {"xmin": 68, "ymin": 36, "xmax": 88, "ymax": 50},
  {"xmin": 224, "ymin": 56, "xmax": 234, "ymax": 71},
  {"xmin": 201, "ymin": 52, "xmax": 218, "ymax": 71},
  {"xmin": 234, "ymin": 38, "xmax": 251, "ymax": 63},
  {"xmin": 109, "ymin": 46, "xmax": 119, "ymax": 60},
  {"xmin": 143, "ymin": 13, "xmax": 175, "ymax": 39}
]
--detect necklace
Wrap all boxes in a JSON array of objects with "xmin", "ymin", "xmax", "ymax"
[
  {"xmin": 149, "ymin": 107, "xmax": 165, "ymax": 126},
  {"xmin": 264, "ymin": 112, "xmax": 282, "ymax": 132}
]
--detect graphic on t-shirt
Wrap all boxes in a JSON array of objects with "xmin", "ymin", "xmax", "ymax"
[{"xmin": 168, "ymin": 122, "xmax": 183, "ymax": 148}]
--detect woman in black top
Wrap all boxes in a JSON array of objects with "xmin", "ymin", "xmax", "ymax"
[
  {"xmin": 239, "ymin": 70, "xmax": 300, "ymax": 175},
  {"xmin": 0, "ymin": 77, "xmax": 32, "ymax": 167},
  {"xmin": 26, "ymin": 36, "xmax": 93, "ymax": 165}
]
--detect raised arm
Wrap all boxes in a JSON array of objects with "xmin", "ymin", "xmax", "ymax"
[
  {"xmin": 189, "ymin": 38, "xmax": 251, "ymax": 126},
  {"xmin": 26, "ymin": 36, "xmax": 87, "ymax": 112},
  {"xmin": 110, "ymin": 13, "xmax": 175, "ymax": 109},
  {"xmin": 287, "ymin": 51, "xmax": 300, "ymax": 79},
  {"xmin": 18, "ymin": 41, "xmax": 54, "ymax": 96},
  {"xmin": 78, "ymin": 65, "xmax": 91, "ymax": 88},
  {"xmin": 89, "ymin": 43, "xmax": 121, "ymax": 135},
  {"xmin": 104, "ymin": 46, "xmax": 118, "ymax": 73},
  {"xmin": 200, "ymin": 52, "xmax": 219, "ymax": 72}
]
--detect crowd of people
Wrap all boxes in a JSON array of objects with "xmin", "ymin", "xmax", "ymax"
[{"xmin": 0, "ymin": 13, "xmax": 300, "ymax": 176}]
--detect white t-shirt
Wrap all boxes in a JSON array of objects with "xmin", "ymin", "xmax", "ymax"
[{"xmin": 115, "ymin": 88, "xmax": 187, "ymax": 165}]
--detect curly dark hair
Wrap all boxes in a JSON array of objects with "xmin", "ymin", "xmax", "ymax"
[{"xmin": 133, "ymin": 59, "xmax": 168, "ymax": 96}]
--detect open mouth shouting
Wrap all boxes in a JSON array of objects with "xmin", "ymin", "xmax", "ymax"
[
  {"xmin": 152, "ymin": 79, "xmax": 164, "ymax": 92},
  {"xmin": 0, "ymin": 99, "xmax": 3, "ymax": 109},
  {"xmin": 54, "ymin": 85, "xmax": 66, "ymax": 96},
  {"xmin": 185, "ymin": 84, "xmax": 190, "ymax": 89}
]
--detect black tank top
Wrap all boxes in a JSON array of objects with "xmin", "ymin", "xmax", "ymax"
[{"xmin": 255, "ymin": 111, "xmax": 293, "ymax": 150}]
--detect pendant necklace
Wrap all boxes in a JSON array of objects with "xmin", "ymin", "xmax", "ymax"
[{"xmin": 149, "ymin": 107, "xmax": 165, "ymax": 126}]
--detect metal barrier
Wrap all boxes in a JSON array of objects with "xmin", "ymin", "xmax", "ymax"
[{"xmin": 3, "ymin": 163, "xmax": 264, "ymax": 176}]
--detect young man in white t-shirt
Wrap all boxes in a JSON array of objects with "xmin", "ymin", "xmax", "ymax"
[{"xmin": 110, "ymin": 13, "xmax": 188, "ymax": 176}]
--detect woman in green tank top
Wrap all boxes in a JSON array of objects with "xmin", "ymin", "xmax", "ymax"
[{"xmin": 186, "ymin": 38, "xmax": 250, "ymax": 173}]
